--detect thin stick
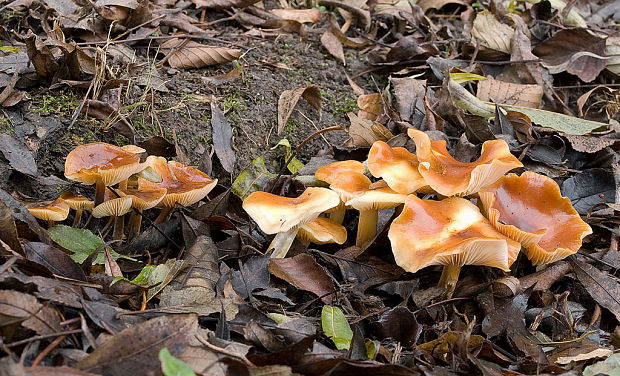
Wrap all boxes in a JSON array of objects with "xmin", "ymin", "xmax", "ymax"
[
  {"xmin": 31, "ymin": 335, "xmax": 66, "ymax": 367},
  {"xmin": 5, "ymin": 329, "xmax": 82, "ymax": 348},
  {"xmin": 195, "ymin": 333, "xmax": 256, "ymax": 368}
]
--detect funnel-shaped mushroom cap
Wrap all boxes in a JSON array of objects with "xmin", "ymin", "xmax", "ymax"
[
  {"xmin": 29, "ymin": 198, "xmax": 70, "ymax": 222},
  {"xmin": 315, "ymin": 161, "xmax": 371, "ymax": 203},
  {"xmin": 118, "ymin": 187, "xmax": 167, "ymax": 211},
  {"xmin": 345, "ymin": 186, "xmax": 408, "ymax": 211},
  {"xmin": 65, "ymin": 143, "xmax": 148, "ymax": 186},
  {"xmin": 92, "ymin": 189, "xmax": 133, "ymax": 218},
  {"xmin": 478, "ymin": 172, "xmax": 592, "ymax": 265},
  {"xmin": 388, "ymin": 195, "xmax": 521, "ymax": 273},
  {"xmin": 298, "ymin": 217, "xmax": 347, "ymax": 245},
  {"xmin": 243, "ymin": 187, "xmax": 340, "ymax": 234},
  {"xmin": 367, "ymin": 141, "xmax": 428, "ymax": 194},
  {"xmin": 60, "ymin": 191, "xmax": 94, "ymax": 211},
  {"xmin": 139, "ymin": 156, "xmax": 217, "ymax": 208},
  {"xmin": 407, "ymin": 129, "xmax": 523, "ymax": 196}
]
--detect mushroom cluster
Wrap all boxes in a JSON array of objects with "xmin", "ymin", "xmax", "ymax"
[
  {"xmin": 28, "ymin": 142, "xmax": 217, "ymax": 241},
  {"xmin": 243, "ymin": 129, "xmax": 592, "ymax": 294}
]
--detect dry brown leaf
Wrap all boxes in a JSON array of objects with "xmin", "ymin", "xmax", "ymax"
[
  {"xmin": 417, "ymin": 0, "xmax": 467, "ymax": 11},
  {"xmin": 0, "ymin": 290, "xmax": 62, "ymax": 335},
  {"xmin": 476, "ymin": 77, "xmax": 543, "ymax": 108},
  {"xmin": 357, "ymin": 93, "xmax": 382, "ymax": 120},
  {"xmin": 277, "ymin": 85, "xmax": 322, "ymax": 134},
  {"xmin": 470, "ymin": 12, "xmax": 513, "ymax": 54},
  {"xmin": 269, "ymin": 254, "xmax": 335, "ymax": 304},
  {"xmin": 346, "ymin": 112, "xmax": 393, "ymax": 147},
  {"xmin": 269, "ymin": 8, "xmax": 322, "ymax": 23},
  {"xmin": 606, "ymin": 37, "xmax": 620, "ymax": 76},
  {"xmin": 320, "ymin": 30, "xmax": 345, "ymax": 65},
  {"xmin": 193, "ymin": 0, "xmax": 260, "ymax": 8},
  {"xmin": 564, "ymin": 134, "xmax": 619, "ymax": 153},
  {"xmin": 160, "ymin": 39, "xmax": 241, "ymax": 69},
  {"xmin": 202, "ymin": 63, "xmax": 243, "ymax": 85}
]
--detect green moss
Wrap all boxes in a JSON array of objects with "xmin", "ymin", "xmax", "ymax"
[
  {"xmin": 332, "ymin": 93, "xmax": 358, "ymax": 116},
  {"xmin": 31, "ymin": 91, "xmax": 79, "ymax": 116},
  {"xmin": 222, "ymin": 88, "xmax": 247, "ymax": 112},
  {"xmin": 283, "ymin": 118, "xmax": 299, "ymax": 133},
  {"xmin": 0, "ymin": 116, "xmax": 14, "ymax": 134}
]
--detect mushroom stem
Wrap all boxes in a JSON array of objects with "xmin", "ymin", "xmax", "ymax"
[
  {"xmin": 356, "ymin": 209, "xmax": 378, "ymax": 248},
  {"xmin": 268, "ymin": 227, "xmax": 300, "ymax": 258},
  {"xmin": 128, "ymin": 211, "xmax": 142, "ymax": 239},
  {"xmin": 48, "ymin": 220, "xmax": 55, "ymax": 228},
  {"xmin": 113, "ymin": 215, "xmax": 125, "ymax": 241},
  {"xmin": 155, "ymin": 207, "xmax": 173, "ymax": 224},
  {"xmin": 438, "ymin": 265, "xmax": 462, "ymax": 297},
  {"xmin": 95, "ymin": 178, "xmax": 105, "ymax": 207},
  {"xmin": 119, "ymin": 180, "xmax": 128, "ymax": 190},
  {"xmin": 72, "ymin": 209, "xmax": 83, "ymax": 227},
  {"xmin": 329, "ymin": 201, "xmax": 346, "ymax": 224}
]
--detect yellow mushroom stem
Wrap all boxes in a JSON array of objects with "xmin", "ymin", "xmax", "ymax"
[
  {"xmin": 268, "ymin": 227, "xmax": 300, "ymax": 258},
  {"xmin": 329, "ymin": 201, "xmax": 346, "ymax": 224},
  {"xmin": 155, "ymin": 207, "xmax": 173, "ymax": 224},
  {"xmin": 113, "ymin": 215, "xmax": 125, "ymax": 241},
  {"xmin": 128, "ymin": 210, "xmax": 143, "ymax": 239},
  {"xmin": 356, "ymin": 209, "xmax": 378, "ymax": 248},
  {"xmin": 95, "ymin": 178, "xmax": 106, "ymax": 207},
  {"xmin": 72, "ymin": 208, "xmax": 84, "ymax": 227},
  {"xmin": 438, "ymin": 265, "xmax": 462, "ymax": 298}
]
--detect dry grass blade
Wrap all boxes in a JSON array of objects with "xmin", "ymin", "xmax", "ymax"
[
  {"xmin": 160, "ymin": 39, "xmax": 241, "ymax": 69},
  {"xmin": 192, "ymin": 0, "xmax": 261, "ymax": 8}
]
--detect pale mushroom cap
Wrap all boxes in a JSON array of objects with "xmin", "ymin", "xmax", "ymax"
[
  {"xmin": 92, "ymin": 196, "xmax": 133, "ymax": 218},
  {"xmin": 407, "ymin": 129, "xmax": 523, "ymax": 196},
  {"xmin": 139, "ymin": 156, "xmax": 217, "ymax": 208},
  {"xmin": 297, "ymin": 217, "xmax": 347, "ymax": 245},
  {"xmin": 315, "ymin": 161, "xmax": 370, "ymax": 203},
  {"xmin": 478, "ymin": 171, "xmax": 592, "ymax": 265},
  {"xmin": 59, "ymin": 191, "xmax": 94, "ymax": 211},
  {"xmin": 28, "ymin": 198, "xmax": 70, "ymax": 222},
  {"xmin": 367, "ymin": 141, "xmax": 427, "ymax": 194},
  {"xmin": 121, "ymin": 145, "xmax": 147, "ymax": 154},
  {"xmin": 388, "ymin": 195, "xmax": 521, "ymax": 273},
  {"xmin": 242, "ymin": 187, "xmax": 340, "ymax": 234},
  {"xmin": 118, "ymin": 187, "xmax": 167, "ymax": 211},
  {"xmin": 345, "ymin": 186, "xmax": 408, "ymax": 211},
  {"xmin": 64, "ymin": 143, "xmax": 148, "ymax": 186}
]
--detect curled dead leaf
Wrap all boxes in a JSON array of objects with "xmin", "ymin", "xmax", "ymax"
[
  {"xmin": 160, "ymin": 39, "xmax": 241, "ymax": 69},
  {"xmin": 277, "ymin": 85, "xmax": 322, "ymax": 134}
]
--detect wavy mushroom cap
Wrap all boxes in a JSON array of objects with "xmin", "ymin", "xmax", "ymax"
[
  {"xmin": 297, "ymin": 217, "xmax": 347, "ymax": 245},
  {"xmin": 28, "ymin": 198, "xmax": 70, "ymax": 222},
  {"xmin": 315, "ymin": 161, "xmax": 371, "ymax": 203},
  {"xmin": 118, "ymin": 187, "xmax": 168, "ymax": 211},
  {"xmin": 388, "ymin": 195, "xmax": 521, "ymax": 274},
  {"xmin": 139, "ymin": 156, "xmax": 217, "ymax": 208},
  {"xmin": 407, "ymin": 129, "xmax": 523, "ymax": 196},
  {"xmin": 59, "ymin": 191, "xmax": 94, "ymax": 211},
  {"xmin": 478, "ymin": 172, "xmax": 592, "ymax": 265},
  {"xmin": 64, "ymin": 143, "xmax": 148, "ymax": 186},
  {"xmin": 243, "ymin": 187, "xmax": 340, "ymax": 234},
  {"xmin": 367, "ymin": 141, "xmax": 428, "ymax": 194}
]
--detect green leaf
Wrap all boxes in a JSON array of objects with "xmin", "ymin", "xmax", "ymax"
[
  {"xmin": 231, "ymin": 157, "xmax": 277, "ymax": 199},
  {"xmin": 136, "ymin": 166, "xmax": 162, "ymax": 183},
  {"xmin": 159, "ymin": 348, "xmax": 196, "ymax": 376},
  {"xmin": 266, "ymin": 312, "xmax": 291, "ymax": 324},
  {"xmin": 270, "ymin": 138, "xmax": 304, "ymax": 174},
  {"xmin": 0, "ymin": 46, "xmax": 20, "ymax": 54},
  {"xmin": 48, "ymin": 225, "xmax": 134, "ymax": 264},
  {"xmin": 450, "ymin": 72, "xmax": 487, "ymax": 84},
  {"xmin": 499, "ymin": 104, "xmax": 608, "ymax": 135},
  {"xmin": 111, "ymin": 264, "xmax": 157, "ymax": 286},
  {"xmin": 321, "ymin": 305, "xmax": 353, "ymax": 350}
]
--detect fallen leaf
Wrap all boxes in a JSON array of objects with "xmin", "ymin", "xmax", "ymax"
[
  {"xmin": 561, "ymin": 168, "xmax": 615, "ymax": 213},
  {"xmin": 564, "ymin": 134, "xmax": 619, "ymax": 153},
  {"xmin": 321, "ymin": 305, "xmax": 353, "ymax": 350},
  {"xmin": 23, "ymin": 241, "xmax": 86, "ymax": 281},
  {"xmin": 138, "ymin": 136, "xmax": 176, "ymax": 158},
  {"xmin": 192, "ymin": 0, "xmax": 260, "ymax": 8},
  {"xmin": 555, "ymin": 346, "xmax": 613, "ymax": 365},
  {"xmin": 357, "ymin": 93, "xmax": 382, "ymax": 121},
  {"xmin": 0, "ymin": 133, "xmax": 38, "ymax": 176},
  {"xmin": 269, "ymin": 254, "xmax": 335, "ymax": 304},
  {"xmin": 210, "ymin": 99, "xmax": 236, "ymax": 174},
  {"xmin": 0, "ymin": 290, "xmax": 62, "ymax": 336},
  {"xmin": 470, "ymin": 12, "xmax": 513, "ymax": 54},
  {"xmin": 202, "ymin": 62, "xmax": 243, "ymax": 85},
  {"xmin": 370, "ymin": 306, "xmax": 421, "ymax": 346},
  {"xmin": 320, "ymin": 30, "xmax": 345, "ymax": 65},
  {"xmin": 416, "ymin": 0, "xmax": 467, "ymax": 11},
  {"xmin": 0, "ymin": 201, "xmax": 24, "ymax": 255},
  {"xmin": 270, "ymin": 138, "xmax": 304, "ymax": 174},
  {"xmin": 418, "ymin": 331, "xmax": 484, "ymax": 358},
  {"xmin": 48, "ymin": 225, "xmax": 125, "ymax": 265},
  {"xmin": 160, "ymin": 39, "xmax": 241, "ymax": 69},
  {"xmin": 81, "ymin": 99, "xmax": 135, "ymax": 143},
  {"xmin": 270, "ymin": 8, "xmax": 322, "ymax": 23},
  {"xmin": 346, "ymin": 112, "xmax": 393, "ymax": 147},
  {"xmin": 583, "ymin": 353, "xmax": 620, "ymax": 376},
  {"xmin": 231, "ymin": 157, "xmax": 277, "ymax": 199},
  {"xmin": 277, "ymin": 85, "xmax": 322, "ymax": 134},
  {"xmin": 606, "ymin": 37, "xmax": 620, "ymax": 76},
  {"xmin": 569, "ymin": 257, "xmax": 620, "ymax": 322},
  {"xmin": 476, "ymin": 77, "xmax": 543, "ymax": 108},
  {"xmin": 231, "ymin": 255, "xmax": 271, "ymax": 299}
]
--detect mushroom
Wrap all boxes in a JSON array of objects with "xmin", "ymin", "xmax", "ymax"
[
  {"xmin": 28, "ymin": 198, "xmax": 70, "ymax": 227},
  {"xmin": 139, "ymin": 156, "xmax": 217, "ymax": 223},
  {"xmin": 64, "ymin": 143, "xmax": 148, "ymax": 206},
  {"xmin": 388, "ymin": 195, "xmax": 521, "ymax": 296},
  {"xmin": 478, "ymin": 171, "xmax": 592, "ymax": 265},
  {"xmin": 315, "ymin": 160, "xmax": 369, "ymax": 224},
  {"xmin": 297, "ymin": 217, "xmax": 347, "ymax": 246},
  {"xmin": 367, "ymin": 141, "xmax": 428, "ymax": 194},
  {"xmin": 407, "ymin": 129, "xmax": 523, "ymax": 197},
  {"xmin": 60, "ymin": 191, "xmax": 94, "ymax": 227},
  {"xmin": 242, "ymin": 187, "xmax": 340, "ymax": 258},
  {"xmin": 118, "ymin": 187, "xmax": 167, "ymax": 239},
  {"xmin": 92, "ymin": 188, "xmax": 133, "ymax": 240}
]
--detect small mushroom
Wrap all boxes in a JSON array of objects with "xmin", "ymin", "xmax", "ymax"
[
  {"xmin": 118, "ymin": 187, "xmax": 167, "ymax": 239},
  {"xmin": 388, "ymin": 195, "xmax": 521, "ymax": 296},
  {"xmin": 297, "ymin": 217, "xmax": 347, "ymax": 246},
  {"xmin": 139, "ymin": 156, "xmax": 217, "ymax": 223},
  {"xmin": 407, "ymin": 129, "xmax": 523, "ymax": 196},
  {"xmin": 367, "ymin": 141, "xmax": 428, "ymax": 194},
  {"xmin": 92, "ymin": 189, "xmax": 133, "ymax": 240},
  {"xmin": 478, "ymin": 171, "xmax": 592, "ymax": 265},
  {"xmin": 60, "ymin": 191, "xmax": 94, "ymax": 227},
  {"xmin": 64, "ymin": 143, "xmax": 148, "ymax": 206},
  {"xmin": 243, "ymin": 187, "xmax": 340, "ymax": 258},
  {"xmin": 28, "ymin": 198, "xmax": 70, "ymax": 227},
  {"xmin": 315, "ymin": 160, "xmax": 368, "ymax": 224}
]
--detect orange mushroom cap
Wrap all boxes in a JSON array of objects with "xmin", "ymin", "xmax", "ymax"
[
  {"xmin": 139, "ymin": 156, "xmax": 217, "ymax": 208},
  {"xmin": 297, "ymin": 217, "xmax": 347, "ymax": 245},
  {"xmin": 59, "ymin": 191, "xmax": 94, "ymax": 211},
  {"xmin": 388, "ymin": 195, "xmax": 521, "ymax": 273},
  {"xmin": 64, "ymin": 143, "xmax": 148, "ymax": 186},
  {"xmin": 315, "ymin": 160, "xmax": 371, "ymax": 203},
  {"xmin": 478, "ymin": 172, "xmax": 592, "ymax": 265},
  {"xmin": 28, "ymin": 198, "xmax": 70, "ymax": 222},
  {"xmin": 118, "ymin": 187, "xmax": 167, "ymax": 211},
  {"xmin": 367, "ymin": 141, "xmax": 428, "ymax": 194},
  {"xmin": 407, "ymin": 129, "xmax": 523, "ymax": 196}
]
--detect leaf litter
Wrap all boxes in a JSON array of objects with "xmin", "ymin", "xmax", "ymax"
[{"xmin": 0, "ymin": 0, "xmax": 619, "ymax": 375}]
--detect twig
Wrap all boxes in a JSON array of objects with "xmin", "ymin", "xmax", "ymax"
[
  {"xmin": 5, "ymin": 330, "xmax": 82, "ymax": 348},
  {"xmin": 534, "ymin": 330, "xmax": 597, "ymax": 345},
  {"xmin": 194, "ymin": 333, "xmax": 256, "ymax": 368},
  {"xmin": 31, "ymin": 335, "xmax": 66, "ymax": 366}
]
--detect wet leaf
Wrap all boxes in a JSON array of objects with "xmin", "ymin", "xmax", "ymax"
[
  {"xmin": 231, "ymin": 255, "xmax": 270, "ymax": 299},
  {"xmin": 159, "ymin": 347, "xmax": 196, "ymax": 376},
  {"xmin": 210, "ymin": 99, "xmax": 236, "ymax": 173},
  {"xmin": 269, "ymin": 254, "xmax": 335, "ymax": 304},
  {"xmin": 270, "ymin": 138, "xmax": 303, "ymax": 174},
  {"xmin": 0, "ymin": 133, "xmax": 38, "ymax": 176},
  {"xmin": 321, "ymin": 305, "xmax": 353, "ymax": 350},
  {"xmin": 569, "ymin": 257, "xmax": 620, "ymax": 322},
  {"xmin": 231, "ymin": 157, "xmax": 277, "ymax": 199},
  {"xmin": 48, "ymin": 225, "xmax": 127, "ymax": 264},
  {"xmin": 138, "ymin": 136, "xmax": 176, "ymax": 158},
  {"xmin": 561, "ymin": 168, "xmax": 615, "ymax": 213},
  {"xmin": 23, "ymin": 241, "xmax": 86, "ymax": 281},
  {"xmin": 161, "ymin": 39, "xmax": 241, "ymax": 69},
  {"xmin": 277, "ymin": 85, "xmax": 322, "ymax": 134}
]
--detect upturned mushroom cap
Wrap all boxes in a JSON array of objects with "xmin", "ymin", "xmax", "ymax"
[
  {"xmin": 64, "ymin": 143, "xmax": 148, "ymax": 186},
  {"xmin": 315, "ymin": 161, "xmax": 371, "ymax": 203},
  {"xmin": 388, "ymin": 195, "xmax": 521, "ymax": 273},
  {"xmin": 345, "ymin": 186, "xmax": 408, "ymax": 211},
  {"xmin": 242, "ymin": 187, "xmax": 340, "ymax": 234},
  {"xmin": 297, "ymin": 217, "xmax": 347, "ymax": 245},
  {"xmin": 59, "ymin": 191, "xmax": 94, "ymax": 211},
  {"xmin": 407, "ymin": 129, "xmax": 523, "ymax": 196},
  {"xmin": 139, "ymin": 156, "xmax": 217, "ymax": 208},
  {"xmin": 92, "ymin": 189, "xmax": 133, "ymax": 218},
  {"xmin": 28, "ymin": 198, "xmax": 70, "ymax": 222},
  {"xmin": 478, "ymin": 172, "xmax": 592, "ymax": 265},
  {"xmin": 118, "ymin": 187, "xmax": 167, "ymax": 211},
  {"xmin": 367, "ymin": 141, "xmax": 428, "ymax": 194}
]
